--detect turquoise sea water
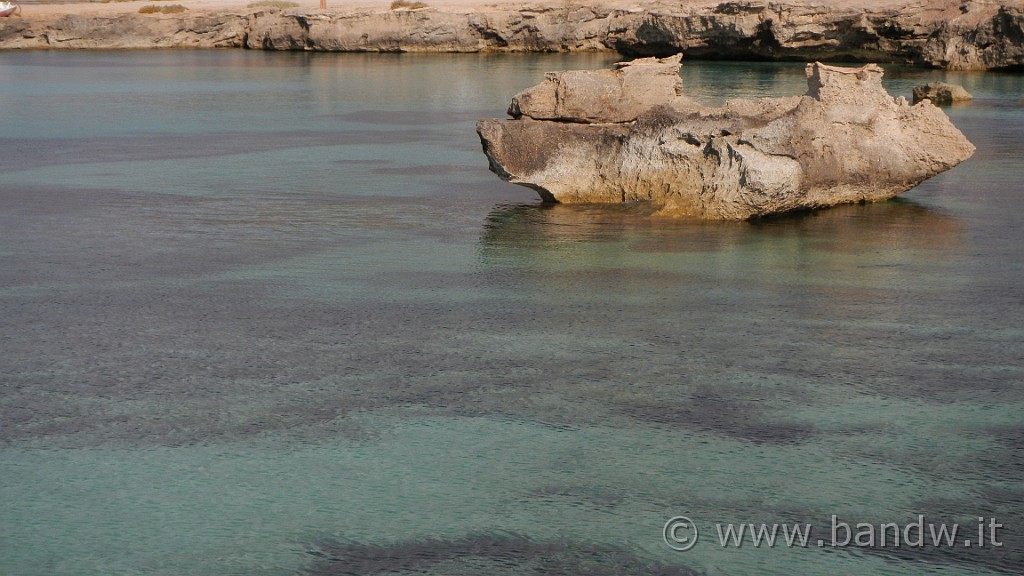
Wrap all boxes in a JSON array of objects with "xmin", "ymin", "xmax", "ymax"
[{"xmin": 1, "ymin": 51, "xmax": 1022, "ymax": 575}]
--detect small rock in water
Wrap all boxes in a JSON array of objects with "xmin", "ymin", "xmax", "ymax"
[{"xmin": 912, "ymin": 82, "xmax": 974, "ymax": 105}]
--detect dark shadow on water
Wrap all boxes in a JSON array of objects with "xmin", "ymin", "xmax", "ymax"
[
  {"xmin": 529, "ymin": 484, "xmax": 628, "ymax": 508},
  {"xmin": 302, "ymin": 533, "xmax": 703, "ymax": 576},
  {"xmin": 748, "ymin": 197, "xmax": 963, "ymax": 243},
  {"xmin": 840, "ymin": 499, "xmax": 1024, "ymax": 575},
  {"xmin": 622, "ymin": 392, "xmax": 816, "ymax": 445}
]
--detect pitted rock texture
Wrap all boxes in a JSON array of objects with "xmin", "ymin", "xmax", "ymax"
[
  {"xmin": 1, "ymin": 1, "xmax": 1023, "ymax": 71},
  {"xmin": 477, "ymin": 56, "xmax": 976, "ymax": 220}
]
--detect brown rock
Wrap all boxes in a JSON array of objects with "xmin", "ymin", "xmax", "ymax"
[
  {"xmin": 3, "ymin": 1, "xmax": 1023, "ymax": 71},
  {"xmin": 477, "ymin": 57, "xmax": 977, "ymax": 220},
  {"xmin": 912, "ymin": 82, "xmax": 974, "ymax": 105},
  {"xmin": 507, "ymin": 54, "xmax": 692, "ymax": 123},
  {"xmin": 0, "ymin": 13, "xmax": 247, "ymax": 49}
]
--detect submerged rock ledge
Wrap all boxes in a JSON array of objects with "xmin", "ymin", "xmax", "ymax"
[
  {"xmin": 1, "ymin": 0, "xmax": 1024, "ymax": 71},
  {"xmin": 477, "ymin": 55, "xmax": 975, "ymax": 220}
]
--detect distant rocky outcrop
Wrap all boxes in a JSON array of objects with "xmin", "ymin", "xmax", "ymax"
[
  {"xmin": 0, "ymin": 13, "xmax": 249, "ymax": 48},
  {"xmin": 477, "ymin": 55, "xmax": 976, "ymax": 220},
  {"xmin": 1, "ymin": 1, "xmax": 1023, "ymax": 71},
  {"xmin": 913, "ymin": 82, "xmax": 974, "ymax": 105}
]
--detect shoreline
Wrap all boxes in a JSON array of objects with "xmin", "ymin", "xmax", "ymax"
[{"xmin": 2, "ymin": 0, "xmax": 1023, "ymax": 70}]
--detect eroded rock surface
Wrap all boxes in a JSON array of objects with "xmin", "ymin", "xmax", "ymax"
[
  {"xmin": 477, "ymin": 56, "xmax": 976, "ymax": 220},
  {"xmin": 507, "ymin": 56, "xmax": 693, "ymax": 123},
  {"xmin": 0, "ymin": 13, "xmax": 249, "ymax": 49},
  {"xmin": 1, "ymin": 1, "xmax": 1023, "ymax": 71}
]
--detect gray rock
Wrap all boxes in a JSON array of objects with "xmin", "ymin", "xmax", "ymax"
[
  {"xmin": 477, "ymin": 57, "xmax": 976, "ymax": 220},
  {"xmin": 912, "ymin": 82, "xmax": 974, "ymax": 105}
]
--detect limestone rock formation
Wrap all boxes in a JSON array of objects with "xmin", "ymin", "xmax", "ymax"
[
  {"xmin": 506, "ymin": 55, "xmax": 695, "ymax": 123},
  {"xmin": 0, "ymin": 13, "xmax": 248, "ymax": 49},
  {"xmin": 912, "ymin": 82, "xmax": 974, "ymax": 105},
  {"xmin": 477, "ymin": 56, "xmax": 976, "ymax": 220},
  {"xmin": 1, "ymin": 1, "xmax": 1023, "ymax": 71}
]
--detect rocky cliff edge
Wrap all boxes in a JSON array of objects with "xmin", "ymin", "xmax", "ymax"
[{"xmin": 1, "ymin": 0, "xmax": 1023, "ymax": 71}]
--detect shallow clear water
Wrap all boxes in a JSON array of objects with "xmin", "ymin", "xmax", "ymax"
[{"xmin": 1, "ymin": 51, "xmax": 1022, "ymax": 576}]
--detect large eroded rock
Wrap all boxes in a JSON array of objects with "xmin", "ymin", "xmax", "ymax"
[{"xmin": 477, "ymin": 56, "xmax": 976, "ymax": 220}]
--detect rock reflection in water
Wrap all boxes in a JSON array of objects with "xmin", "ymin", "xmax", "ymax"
[{"xmin": 479, "ymin": 199, "xmax": 963, "ymax": 263}]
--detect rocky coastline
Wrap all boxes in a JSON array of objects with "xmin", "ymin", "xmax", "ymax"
[{"xmin": 1, "ymin": 0, "xmax": 1023, "ymax": 70}]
